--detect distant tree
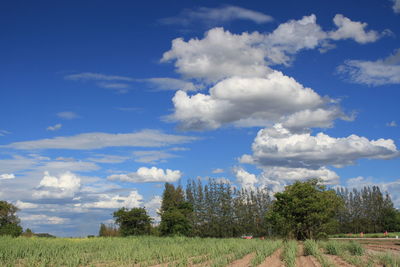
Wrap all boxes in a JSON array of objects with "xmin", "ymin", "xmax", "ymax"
[
  {"xmin": 266, "ymin": 179, "xmax": 343, "ymax": 240},
  {"xmin": 98, "ymin": 223, "xmax": 119, "ymax": 237},
  {"xmin": 22, "ymin": 228, "xmax": 34, "ymax": 237},
  {"xmin": 0, "ymin": 201, "xmax": 23, "ymax": 237},
  {"xmin": 159, "ymin": 183, "xmax": 192, "ymax": 236},
  {"xmin": 113, "ymin": 207, "xmax": 152, "ymax": 236}
]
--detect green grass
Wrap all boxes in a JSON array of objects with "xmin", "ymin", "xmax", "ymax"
[
  {"xmin": 250, "ymin": 240, "xmax": 282, "ymax": 266},
  {"xmin": 322, "ymin": 240, "xmax": 373, "ymax": 267},
  {"xmin": 375, "ymin": 252, "xmax": 400, "ymax": 267},
  {"xmin": 282, "ymin": 240, "xmax": 297, "ymax": 267},
  {"xmin": 330, "ymin": 232, "xmax": 400, "ymax": 238},
  {"xmin": 303, "ymin": 240, "xmax": 334, "ymax": 267},
  {"xmin": 0, "ymin": 236, "xmax": 278, "ymax": 267}
]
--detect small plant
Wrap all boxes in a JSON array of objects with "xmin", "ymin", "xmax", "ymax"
[
  {"xmin": 282, "ymin": 240, "xmax": 297, "ymax": 267},
  {"xmin": 346, "ymin": 241, "xmax": 364, "ymax": 256},
  {"xmin": 324, "ymin": 241, "xmax": 342, "ymax": 255},
  {"xmin": 376, "ymin": 252, "xmax": 400, "ymax": 267}
]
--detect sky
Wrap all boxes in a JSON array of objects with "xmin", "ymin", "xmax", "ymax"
[{"xmin": 0, "ymin": 0, "xmax": 399, "ymax": 237}]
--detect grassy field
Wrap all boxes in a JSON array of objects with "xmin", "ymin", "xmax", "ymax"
[
  {"xmin": 330, "ymin": 232, "xmax": 400, "ymax": 238},
  {"xmin": 1, "ymin": 236, "xmax": 399, "ymax": 266}
]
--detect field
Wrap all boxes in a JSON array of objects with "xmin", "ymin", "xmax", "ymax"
[{"xmin": 0, "ymin": 236, "xmax": 400, "ymax": 267}]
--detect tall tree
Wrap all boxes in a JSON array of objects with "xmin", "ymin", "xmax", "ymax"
[
  {"xmin": 0, "ymin": 201, "xmax": 23, "ymax": 237},
  {"xmin": 113, "ymin": 207, "xmax": 152, "ymax": 236},
  {"xmin": 266, "ymin": 179, "xmax": 343, "ymax": 240},
  {"xmin": 159, "ymin": 183, "xmax": 192, "ymax": 236}
]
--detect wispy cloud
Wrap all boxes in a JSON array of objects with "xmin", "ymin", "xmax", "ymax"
[
  {"xmin": 46, "ymin": 123, "xmax": 62, "ymax": 131},
  {"xmin": 4, "ymin": 130, "xmax": 197, "ymax": 150},
  {"xmin": 337, "ymin": 49, "xmax": 400, "ymax": 86},
  {"xmin": 387, "ymin": 121, "xmax": 397, "ymax": 127},
  {"xmin": 133, "ymin": 150, "xmax": 177, "ymax": 164},
  {"xmin": 142, "ymin": 78, "xmax": 201, "ymax": 92},
  {"xmin": 392, "ymin": 0, "xmax": 400, "ymax": 13},
  {"xmin": 64, "ymin": 72, "xmax": 134, "ymax": 82},
  {"xmin": 57, "ymin": 112, "xmax": 80, "ymax": 120},
  {"xmin": 0, "ymin": 130, "xmax": 11, "ymax": 136},
  {"xmin": 160, "ymin": 5, "xmax": 273, "ymax": 27}
]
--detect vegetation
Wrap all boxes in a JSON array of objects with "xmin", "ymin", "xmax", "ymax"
[
  {"xmin": 303, "ymin": 239, "xmax": 333, "ymax": 267},
  {"xmin": 159, "ymin": 183, "xmax": 193, "ymax": 236},
  {"xmin": 98, "ymin": 223, "xmax": 119, "ymax": 237},
  {"xmin": 0, "ymin": 235, "xmax": 277, "ymax": 266},
  {"xmin": 282, "ymin": 240, "xmax": 297, "ymax": 267},
  {"xmin": 113, "ymin": 207, "xmax": 152, "ymax": 236},
  {"xmin": 337, "ymin": 186, "xmax": 400, "ymax": 233},
  {"xmin": 266, "ymin": 179, "xmax": 343, "ymax": 240},
  {"xmin": 0, "ymin": 200, "xmax": 22, "ymax": 237}
]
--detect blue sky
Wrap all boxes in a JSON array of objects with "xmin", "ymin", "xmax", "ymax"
[{"xmin": 1, "ymin": 0, "xmax": 399, "ymax": 237}]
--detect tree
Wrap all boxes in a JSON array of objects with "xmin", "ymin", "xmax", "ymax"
[
  {"xmin": 0, "ymin": 201, "xmax": 23, "ymax": 237},
  {"xmin": 266, "ymin": 179, "xmax": 343, "ymax": 240},
  {"xmin": 98, "ymin": 223, "xmax": 119, "ymax": 237},
  {"xmin": 159, "ymin": 183, "xmax": 192, "ymax": 236},
  {"xmin": 113, "ymin": 207, "xmax": 152, "ymax": 236}
]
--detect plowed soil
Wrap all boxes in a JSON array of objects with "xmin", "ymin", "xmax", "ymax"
[
  {"xmin": 257, "ymin": 248, "xmax": 284, "ymax": 267},
  {"xmin": 226, "ymin": 253, "xmax": 255, "ymax": 267}
]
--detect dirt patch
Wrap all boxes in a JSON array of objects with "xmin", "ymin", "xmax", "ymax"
[
  {"xmin": 296, "ymin": 244, "xmax": 321, "ymax": 267},
  {"xmin": 226, "ymin": 253, "xmax": 255, "ymax": 267},
  {"xmin": 324, "ymin": 254, "xmax": 355, "ymax": 267},
  {"xmin": 257, "ymin": 248, "xmax": 284, "ymax": 267}
]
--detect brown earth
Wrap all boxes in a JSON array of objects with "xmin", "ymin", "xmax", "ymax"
[
  {"xmin": 324, "ymin": 254, "xmax": 355, "ymax": 267},
  {"xmin": 296, "ymin": 244, "xmax": 321, "ymax": 267},
  {"xmin": 257, "ymin": 248, "xmax": 284, "ymax": 267},
  {"xmin": 226, "ymin": 252, "xmax": 255, "ymax": 267}
]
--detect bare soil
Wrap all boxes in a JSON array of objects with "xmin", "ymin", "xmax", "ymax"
[
  {"xmin": 257, "ymin": 248, "xmax": 284, "ymax": 267},
  {"xmin": 324, "ymin": 254, "xmax": 355, "ymax": 267},
  {"xmin": 296, "ymin": 244, "xmax": 321, "ymax": 267},
  {"xmin": 226, "ymin": 253, "xmax": 255, "ymax": 267}
]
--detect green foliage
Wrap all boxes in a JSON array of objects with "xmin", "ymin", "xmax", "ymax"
[
  {"xmin": 0, "ymin": 236, "xmax": 279, "ymax": 266},
  {"xmin": 113, "ymin": 207, "xmax": 152, "ymax": 236},
  {"xmin": 346, "ymin": 241, "xmax": 364, "ymax": 256},
  {"xmin": 98, "ymin": 223, "xmax": 119, "ymax": 237},
  {"xmin": 303, "ymin": 240, "xmax": 334, "ymax": 267},
  {"xmin": 282, "ymin": 240, "xmax": 297, "ymax": 267},
  {"xmin": 160, "ymin": 183, "xmax": 192, "ymax": 236},
  {"xmin": 186, "ymin": 178, "xmax": 271, "ymax": 238},
  {"xmin": 324, "ymin": 241, "xmax": 342, "ymax": 255},
  {"xmin": 336, "ymin": 186, "xmax": 400, "ymax": 233},
  {"xmin": 266, "ymin": 179, "xmax": 343, "ymax": 240},
  {"xmin": 376, "ymin": 252, "xmax": 400, "ymax": 267},
  {"xmin": 0, "ymin": 201, "xmax": 22, "ymax": 237}
]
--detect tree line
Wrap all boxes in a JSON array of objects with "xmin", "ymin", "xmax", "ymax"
[
  {"xmin": 109, "ymin": 179, "xmax": 400, "ymax": 239},
  {"xmin": 1, "ymin": 179, "xmax": 399, "ymax": 239}
]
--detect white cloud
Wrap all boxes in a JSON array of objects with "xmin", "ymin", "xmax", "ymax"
[
  {"xmin": 162, "ymin": 15, "xmax": 382, "ymax": 81},
  {"xmin": 108, "ymin": 166, "xmax": 182, "ymax": 183},
  {"xmin": 87, "ymin": 154, "xmax": 129, "ymax": 163},
  {"xmin": 0, "ymin": 130, "xmax": 11, "ymax": 136},
  {"xmin": 144, "ymin": 195, "xmax": 162, "ymax": 221},
  {"xmin": 79, "ymin": 190, "xmax": 143, "ymax": 209},
  {"xmin": 392, "ymin": 0, "xmax": 400, "ymax": 13},
  {"xmin": 64, "ymin": 72, "xmax": 134, "ymax": 82},
  {"xmin": 167, "ymin": 71, "xmax": 343, "ymax": 131},
  {"xmin": 240, "ymin": 124, "xmax": 399, "ymax": 169},
  {"xmin": 57, "ymin": 111, "xmax": 80, "ymax": 120},
  {"xmin": 234, "ymin": 167, "xmax": 258, "ymax": 188},
  {"xmin": 387, "ymin": 121, "xmax": 397, "ymax": 127},
  {"xmin": 162, "ymin": 27, "xmax": 270, "ymax": 82},
  {"xmin": 0, "ymin": 173, "xmax": 15, "ymax": 180},
  {"xmin": 329, "ymin": 14, "xmax": 380, "ymax": 43},
  {"xmin": 338, "ymin": 49, "xmax": 400, "ymax": 86},
  {"xmin": 4, "ymin": 130, "xmax": 196, "ymax": 150},
  {"xmin": 143, "ymin": 78, "xmax": 201, "ymax": 92},
  {"xmin": 15, "ymin": 200, "xmax": 39, "ymax": 209},
  {"xmin": 160, "ymin": 5, "xmax": 273, "ymax": 26},
  {"xmin": 260, "ymin": 167, "xmax": 339, "ymax": 184},
  {"xmin": 212, "ymin": 168, "xmax": 225, "ymax": 174},
  {"xmin": 20, "ymin": 214, "xmax": 68, "ymax": 225},
  {"xmin": 133, "ymin": 150, "xmax": 176, "ymax": 164},
  {"xmin": 46, "ymin": 123, "xmax": 62, "ymax": 131},
  {"xmin": 33, "ymin": 171, "xmax": 81, "ymax": 199}
]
